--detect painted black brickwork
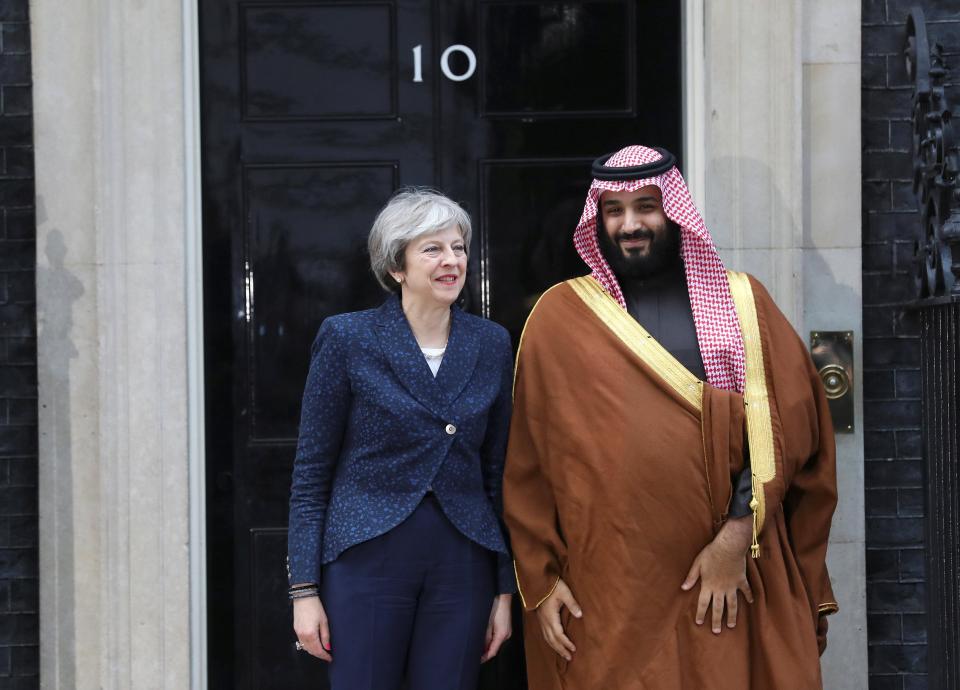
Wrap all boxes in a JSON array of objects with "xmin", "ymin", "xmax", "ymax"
[
  {"xmin": 0, "ymin": 0, "xmax": 37, "ymax": 686},
  {"xmin": 863, "ymin": 1, "xmax": 960, "ymax": 688}
]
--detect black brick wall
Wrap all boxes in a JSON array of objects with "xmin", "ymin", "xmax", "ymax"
[
  {"xmin": 0, "ymin": 0, "xmax": 37, "ymax": 686},
  {"xmin": 863, "ymin": 2, "xmax": 960, "ymax": 688}
]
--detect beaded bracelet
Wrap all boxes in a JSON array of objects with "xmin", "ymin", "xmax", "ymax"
[
  {"xmin": 288, "ymin": 583, "xmax": 319, "ymax": 600},
  {"xmin": 289, "ymin": 589, "xmax": 319, "ymax": 601}
]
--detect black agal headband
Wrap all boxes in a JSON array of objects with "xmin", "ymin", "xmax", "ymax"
[{"xmin": 591, "ymin": 147, "xmax": 677, "ymax": 181}]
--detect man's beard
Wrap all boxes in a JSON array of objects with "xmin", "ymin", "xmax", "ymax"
[{"xmin": 597, "ymin": 219, "xmax": 682, "ymax": 281}]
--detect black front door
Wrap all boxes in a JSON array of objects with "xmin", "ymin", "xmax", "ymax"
[{"xmin": 200, "ymin": 2, "xmax": 681, "ymax": 687}]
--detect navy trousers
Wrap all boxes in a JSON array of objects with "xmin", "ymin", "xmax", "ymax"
[{"xmin": 321, "ymin": 494, "xmax": 496, "ymax": 690}]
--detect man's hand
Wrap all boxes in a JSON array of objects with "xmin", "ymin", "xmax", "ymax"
[
  {"xmin": 535, "ymin": 578, "xmax": 582, "ymax": 661},
  {"xmin": 481, "ymin": 594, "xmax": 513, "ymax": 662},
  {"xmin": 680, "ymin": 515, "xmax": 754, "ymax": 634},
  {"xmin": 293, "ymin": 596, "xmax": 332, "ymax": 661}
]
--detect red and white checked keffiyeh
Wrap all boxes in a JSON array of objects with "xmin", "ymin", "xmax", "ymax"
[{"xmin": 573, "ymin": 145, "xmax": 746, "ymax": 393}]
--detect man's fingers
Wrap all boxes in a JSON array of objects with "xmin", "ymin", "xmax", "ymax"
[
  {"xmin": 535, "ymin": 579, "xmax": 577, "ymax": 660},
  {"xmin": 557, "ymin": 629, "xmax": 577, "ymax": 654},
  {"xmin": 681, "ymin": 558, "xmax": 701, "ymax": 591},
  {"xmin": 739, "ymin": 578, "xmax": 755, "ymax": 604},
  {"xmin": 560, "ymin": 591, "xmax": 583, "ymax": 618},
  {"xmin": 552, "ymin": 629, "xmax": 576, "ymax": 658},
  {"xmin": 551, "ymin": 641, "xmax": 570, "ymax": 661},
  {"xmin": 549, "ymin": 618, "xmax": 576, "ymax": 652},
  {"xmin": 711, "ymin": 593, "xmax": 724, "ymax": 633},
  {"xmin": 726, "ymin": 591, "xmax": 739, "ymax": 629},
  {"xmin": 541, "ymin": 616, "xmax": 575, "ymax": 660},
  {"xmin": 541, "ymin": 626, "xmax": 568, "ymax": 660},
  {"xmin": 695, "ymin": 589, "xmax": 711, "ymax": 625}
]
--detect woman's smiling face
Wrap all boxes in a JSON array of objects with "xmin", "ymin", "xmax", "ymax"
[{"xmin": 393, "ymin": 225, "xmax": 468, "ymax": 307}]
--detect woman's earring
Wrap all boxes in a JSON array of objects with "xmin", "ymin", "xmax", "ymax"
[{"xmin": 395, "ymin": 275, "xmax": 403, "ymax": 284}]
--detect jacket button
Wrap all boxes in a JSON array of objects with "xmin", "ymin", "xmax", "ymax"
[{"xmin": 445, "ymin": 423, "xmax": 457, "ymax": 435}]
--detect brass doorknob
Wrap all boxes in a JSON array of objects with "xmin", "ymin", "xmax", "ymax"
[{"xmin": 818, "ymin": 364, "xmax": 850, "ymax": 399}]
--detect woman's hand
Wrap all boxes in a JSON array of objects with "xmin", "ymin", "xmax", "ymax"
[
  {"xmin": 534, "ymin": 578, "xmax": 582, "ymax": 661},
  {"xmin": 481, "ymin": 593, "xmax": 513, "ymax": 662},
  {"xmin": 293, "ymin": 596, "xmax": 332, "ymax": 662},
  {"xmin": 681, "ymin": 515, "xmax": 754, "ymax": 633}
]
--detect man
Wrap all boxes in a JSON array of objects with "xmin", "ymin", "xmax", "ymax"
[{"xmin": 503, "ymin": 145, "xmax": 838, "ymax": 689}]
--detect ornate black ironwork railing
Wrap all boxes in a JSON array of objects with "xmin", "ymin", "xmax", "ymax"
[
  {"xmin": 905, "ymin": 8, "xmax": 960, "ymax": 689},
  {"xmin": 906, "ymin": 7, "xmax": 960, "ymax": 301}
]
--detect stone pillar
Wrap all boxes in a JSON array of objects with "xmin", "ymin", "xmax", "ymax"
[
  {"xmin": 703, "ymin": 0, "xmax": 867, "ymax": 687},
  {"xmin": 800, "ymin": 2, "xmax": 867, "ymax": 686},
  {"xmin": 704, "ymin": 0, "xmax": 804, "ymax": 322},
  {"xmin": 31, "ymin": 0, "xmax": 192, "ymax": 687}
]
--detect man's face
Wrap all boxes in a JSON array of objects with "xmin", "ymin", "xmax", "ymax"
[{"xmin": 598, "ymin": 186, "xmax": 680, "ymax": 279}]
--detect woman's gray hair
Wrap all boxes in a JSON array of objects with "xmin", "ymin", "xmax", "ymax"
[{"xmin": 368, "ymin": 187, "xmax": 473, "ymax": 292}]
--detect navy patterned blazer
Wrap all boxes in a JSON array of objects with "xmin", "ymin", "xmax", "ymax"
[{"xmin": 287, "ymin": 294, "xmax": 516, "ymax": 593}]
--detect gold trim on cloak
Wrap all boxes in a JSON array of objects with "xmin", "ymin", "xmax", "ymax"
[
  {"xmin": 511, "ymin": 282, "xmax": 567, "ymax": 399},
  {"xmin": 566, "ymin": 276, "xmax": 704, "ymax": 411},
  {"xmin": 726, "ymin": 270, "xmax": 776, "ymax": 558},
  {"xmin": 513, "ymin": 559, "xmax": 560, "ymax": 611},
  {"xmin": 510, "ymin": 282, "xmax": 568, "ymax": 607},
  {"xmin": 818, "ymin": 602, "xmax": 840, "ymax": 615}
]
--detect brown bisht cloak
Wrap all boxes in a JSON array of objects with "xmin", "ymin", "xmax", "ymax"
[{"xmin": 503, "ymin": 272, "xmax": 838, "ymax": 690}]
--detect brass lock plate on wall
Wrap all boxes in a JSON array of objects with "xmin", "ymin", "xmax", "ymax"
[{"xmin": 810, "ymin": 331, "xmax": 854, "ymax": 433}]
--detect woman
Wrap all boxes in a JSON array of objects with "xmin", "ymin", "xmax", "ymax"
[{"xmin": 287, "ymin": 188, "xmax": 516, "ymax": 690}]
